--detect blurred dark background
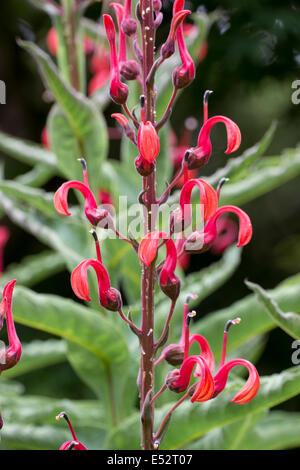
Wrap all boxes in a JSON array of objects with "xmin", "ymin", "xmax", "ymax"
[{"xmin": 0, "ymin": 0, "xmax": 300, "ymax": 411}]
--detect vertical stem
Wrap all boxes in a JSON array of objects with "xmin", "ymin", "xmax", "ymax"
[
  {"xmin": 62, "ymin": 0, "xmax": 80, "ymax": 91},
  {"xmin": 140, "ymin": 0, "xmax": 156, "ymax": 450}
]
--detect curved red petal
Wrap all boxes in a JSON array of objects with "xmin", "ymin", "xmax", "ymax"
[
  {"xmin": 197, "ymin": 115, "xmax": 241, "ymax": 155},
  {"xmin": 214, "ymin": 358, "xmax": 260, "ymax": 404},
  {"xmin": 190, "ymin": 357, "xmax": 214, "ymax": 402},
  {"xmin": 205, "ymin": 205, "xmax": 252, "ymax": 248},
  {"xmin": 188, "ymin": 334, "xmax": 215, "ymax": 373},
  {"xmin": 54, "ymin": 181, "xmax": 98, "ymax": 219},
  {"xmin": 71, "ymin": 261, "xmax": 91, "ymax": 301},
  {"xmin": 179, "ymin": 178, "xmax": 218, "ymax": 223}
]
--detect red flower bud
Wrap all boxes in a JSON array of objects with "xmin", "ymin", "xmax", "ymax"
[
  {"xmin": 120, "ymin": 59, "xmax": 140, "ymax": 81},
  {"xmin": 161, "ymin": 9, "xmax": 191, "ymax": 60},
  {"xmin": 137, "ymin": 121, "xmax": 160, "ymax": 163},
  {"xmin": 134, "ymin": 155, "xmax": 155, "ymax": 176},
  {"xmin": 104, "ymin": 14, "xmax": 128, "ymax": 105}
]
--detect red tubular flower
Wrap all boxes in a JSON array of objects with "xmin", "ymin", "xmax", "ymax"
[
  {"xmin": 111, "ymin": 112, "xmax": 136, "ymax": 143},
  {"xmin": 56, "ymin": 412, "xmax": 87, "ymax": 451},
  {"xmin": 71, "ymin": 230, "xmax": 122, "ymax": 311},
  {"xmin": 204, "ymin": 205, "xmax": 253, "ymax": 249},
  {"xmin": 137, "ymin": 121, "xmax": 160, "ymax": 163},
  {"xmin": 138, "ymin": 231, "xmax": 180, "ymax": 300},
  {"xmin": 111, "ymin": 3, "xmax": 127, "ymax": 63},
  {"xmin": 172, "ymin": 0, "xmax": 195, "ymax": 89},
  {"xmin": 0, "ymin": 280, "xmax": 22, "ymax": 374},
  {"xmin": 185, "ymin": 114, "xmax": 241, "ymax": 169},
  {"xmin": 54, "ymin": 159, "xmax": 110, "ymax": 227},
  {"xmin": 161, "ymin": 8, "xmax": 191, "ymax": 60},
  {"xmin": 171, "ymin": 178, "xmax": 218, "ymax": 234},
  {"xmin": 103, "ymin": 14, "xmax": 128, "ymax": 105},
  {"xmin": 155, "ymin": 294, "xmax": 215, "ymax": 369},
  {"xmin": 166, "ymin": 317, "xmax": 260, "ymax": 405},
  {"xmin": 166, "ymin": 355, "xmax": 214, "ymax": 402},
  {"xmin": 0, "ymin": 226, "xmax": 10, "ymax": 273}
]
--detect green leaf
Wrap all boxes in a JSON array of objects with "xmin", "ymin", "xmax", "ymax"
[
  {"xmin": 193, "ymin": 273, "xmax": 300, "ymax": 361},
  {"xmin": 187, "ymin": 410, "xmax": 266, "ymax": 450},
  {"xmin": 47, "ymin": 104, "xmax": 82, "ymax": 182},
  {"xmin": 246, "ymin": 280, "xmax": 300, "ymax": 339},
  {"xmin": 236, "ymin": 411, "xmax": 300, "ymax": 450},
  {"xmin": 207, "ymin": 121, "xmax": 277, "ymax": 186},
  {"xmin": 1, "ymin": 251, "xmax": 66, "ymax": 288},
  {"xmin": 18, "ymin": 40, "xmax": 108, "ymax": 192},
  {"xmin": 10, "ymin": 285, "xmax": 130, "ymax": 423},
  {"xmin": 107, "ymin": 366, "xmax": 300, "ymax": 449},
  {"xmin": 0, "ymin": 180, "xmax": 56, "ymax": 216},
  {"xmin": 1, "ymin": 395, "xmax": 105, "ymax": 428},
  {"xmin": 0, "ymin": 191, "xmax": 90, "ymax": 268},
  {"xmin": 0, "ymin": 130, "xmax": 57, "ymax": 169},
  {"xmin": 219, "ymin": 147, "xmax": 300, "ymax": 207},
  {"xmin": 0, "ymin": 423, "xmax": 70, "ymax": 450},
  {"xmin": 1, "ymin": 340, "xmax": 67, "ymax": 380},
  {"xmin": 0, "ymin": 381, "xmax": 25, "ymax": 396},
  {"xmin": 11, "ymin": 285, "xmax": 129, "ymax": 368},
  {"xmin": 15, "ymin": 165, "xmax": 55, "ymax": 187}
]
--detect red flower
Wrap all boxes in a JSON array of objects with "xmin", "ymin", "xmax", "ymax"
[
  {"xmin": 56, "ymin": 412, "xmax": 87, "ymax": 451},
  {"xmin": 0, "ymin": 226, "xmax": 10, "ymax": 273},
  {"xmin": 54, "ymin": 159, "xmax": 109, "ymax": 227},
  {"xmin": 138, "ymin": 231, "xmax": 180, "ymax": 300},
  {"xmin": 71, "ymin": 230, "xmax": 122, "ymax": 312},
  {"xmin": 160, "ymin": 7, "xmax": 191, "ymax": 60},
  {"xmin": 0, "ymin": 280, "xmax": 22, "ymax": 374},
  {"xmin": 166, "ymin": 317, "xmax": 260, "ymax": 404},
  {"xmin": 176, "ymin": 179, "xmax": 252, "ymax": 253},
  {"xmin": 170, "ymin": 178, "xmax": 218, "ymax": 234},
  {"xmin": 155, "ymin": 294, "xmax": 214, "ymax": 369},
  {"xmin": 103, "ymin": 14, "xmax": 128, "ymax": 105},
  {"xmin": 185, "ymin": 103, "xmax": 241, "ymax": 169},
  {"xmin": 137, "ymin": 121, "xmax": 160, "ymax": 163},
  {"xmin": 203, "ymin": 205, "xmax": 252, "ymax": 249},
  {"xmin": 172, "ymin": 0, "xmax": 195, "ymax": 89}
]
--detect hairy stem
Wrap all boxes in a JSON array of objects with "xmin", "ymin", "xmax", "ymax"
[{"xmin": 139, "ymin": 0, "xmax": 157, "ymax": 451}]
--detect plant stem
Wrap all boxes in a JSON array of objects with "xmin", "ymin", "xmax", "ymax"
[
  {"xmin": 62, "ymin": 0, "xmax": 80, "ymax": 91},
  {"xmin": 139, "ymin": 0, "xmax": 157, "ymax": 450}
]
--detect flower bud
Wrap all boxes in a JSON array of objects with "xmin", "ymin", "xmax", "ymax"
[
  {"xmin": 135, "ymin": 156, "xmax": 155, "ymax": 176},
  {"xmin": 137, "ymin": 121, "xmax": 160, "ymax": 163},
  {"xmin": 120, "ymin": 59, "xmax": 140, "ymax": 81},
  {"xmin": 153, "ymin": 0, "xmax": 162, "ymax": 11},
  {"xmin": 121, "ymin": 17, "xmax": 138, "ymax": 36},
  {"xmin": 160, "ymin": 275, "xmax": 181, "ymax": 302},
  {"xmin": 165, "ymin": 369, "xmax": 181, "ymax": 392},
  {"xmin": 164, "ymin": 345, "xmax": 184, "ymax": 366},
  {"xmin": 102, "ymin": 287, "xmax": 123, "ymax": 312}
]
